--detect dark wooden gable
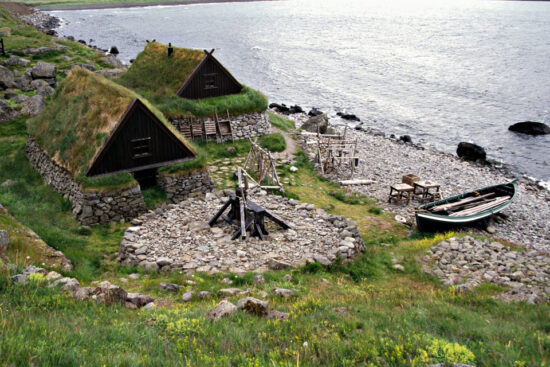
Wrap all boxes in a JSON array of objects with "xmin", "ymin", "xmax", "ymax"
[
  {"xmin": 176, "ymin": 50, "xmax": 242, "ymax": 100},
  {"xmin": 86, "ymin": 98, "xmax": 195, "ymax": 176}
]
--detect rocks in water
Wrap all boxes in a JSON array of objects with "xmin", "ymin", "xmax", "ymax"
[
  {"xmin": 3, "ymin": 55, "xmax": 30, "ymax": 68},
  {"xmin": 508, "ymin": 121, "xmax": 550, "ymax": 136},
  {"xmin": 0, "ymin": 230, "xmax": 9, "ymax": 251},
  {"xmin": 208, "ymin": 300, "xmax": 237, "ymax": 321},
  {"xmin": 289, "ymin": 105, "xmax": 304, "ymax": 114},
  {"xmin": 399, "ymin": 135, "xmax": 412, "ymax": 144},
  {"xmin": 31, "ymin": 61, "xmax": 57, "ymax": 80},
  {"xmin": 456, "ymin": 142, "xmax": 486, "ymax": 162},
  {"xmin": 236, "ymin": 297, "xmax": 269, "ymax": 316},
  {"xmin": 308, "ymin": 107, "xmax": 323, "ymax": 117},
  {"xmin": 20, "ymin": 95, "xmax": 45, "ymax": 117},
  {"xmin": 0, "ymin": 66, "xmax": 15, "ymax": 89},
  {"xmin": 337, "ymin": 112, "xmax": 360, "ymax": 122},
  {"xmin": 269, "ymin": 103, "xmax": 290, "ymax": 113},
  {"xmin": 108, "ymin": 46, "xmax": 119, "ymax": 55},
  {"xmin": 301, "ymin": 113, "xmax": 329, "ymax": 134}
]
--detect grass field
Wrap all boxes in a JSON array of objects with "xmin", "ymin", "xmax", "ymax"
[{"xmin": 0, "ymin": 8, "xmax": 548, "ymax": 366}]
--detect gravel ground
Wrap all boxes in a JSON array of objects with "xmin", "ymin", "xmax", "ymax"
[{"xmin": 288, "ymin": 112, "xmax": 550, "ymax": 253}]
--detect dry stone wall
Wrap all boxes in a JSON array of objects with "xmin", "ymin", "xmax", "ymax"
[
  {"xmin": 157, "ymin": 170, "xmax": 215, "ymax": 203},
  {"xmin": 170, "ymin": 111, "xmax": 271, "ymax": 141},
  {"xmin": 26, "ymin": 137, "xmax": 146, "ymax": 225}
]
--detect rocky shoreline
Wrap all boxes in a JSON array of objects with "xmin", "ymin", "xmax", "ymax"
[{"xmin": 284, "ymin": 111, "xmax": 550, "ymax": 254}]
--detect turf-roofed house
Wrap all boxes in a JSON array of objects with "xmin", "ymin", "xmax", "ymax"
[
  {"xmin": 26, "ymin": 67, "xmax": 214, "ymax": 225},
  {"xmin": 117, "ymin": 42, "xmax": 271, "ymax": 142}
]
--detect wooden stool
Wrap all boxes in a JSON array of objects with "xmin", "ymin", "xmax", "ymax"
[
  {"xmin": 388, "ymin": 183, "xmax": 414, "ymax": 204},
  {"xmin": 413, "ymin": 180, "xmax": 441, "ymax": 202}
]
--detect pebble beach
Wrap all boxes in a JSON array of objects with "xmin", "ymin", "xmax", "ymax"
[{"xmin": 290, "ymin": 113, "xmax": 550, "ymax": 254}]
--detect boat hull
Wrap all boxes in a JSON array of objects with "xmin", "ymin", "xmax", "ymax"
[{"xmin": 415, "ymin": 179, "xmax": 517, "ymax": 233}]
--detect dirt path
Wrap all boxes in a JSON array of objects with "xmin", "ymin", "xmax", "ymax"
[{"xmin": 272, "ymin": 126, "xmax": 298, "ymax": 161}]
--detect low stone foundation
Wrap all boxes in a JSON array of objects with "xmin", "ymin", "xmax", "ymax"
[
  {"xmin": 26, "ymin": 137, "xmax": 147, "ymax": 225},
  {"xmin": 157, "ymin": 170, "xmax": 215, "ymax": 203},
  {"xmin": 170, "ymin": 111, "xmax": 271, "ymax": 141}
]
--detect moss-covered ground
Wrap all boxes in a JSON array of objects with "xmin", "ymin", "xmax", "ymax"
[{"xmin": 0, "ymin": 8, "xmax": 548, "ymax": 366}]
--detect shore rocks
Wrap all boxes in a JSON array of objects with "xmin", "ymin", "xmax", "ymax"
[
  {"xmin": 337, "ymin": 112, "xmax": 360, "ymax": 122},
  {"xmin": 509, "ymin": 121, "xmax": 550, "ymax": 136},
  {"xmin": 269, "ymin": 103, "xmax": 290, "ymax": 113},
  {"xmin": 308, "ymin": 107, "xmax": 323, "ymax": 117},
  {"xmin": 302, "ymin": 113, "xmax": 329, "ymax": 134},
  {"xmin": 456, "ymin": 142, "xmax": 486, "ymax": 162},
  {"xmin": 99, "ymin": 55, "xmax": 124, "ymax": 68},
  {"xmin": 0, "ymin": 66, "xmax": 15, "ymax": 89},
  {"xmin": 95, "ymin": 68, "xmax": 126, "ymax": 79}
]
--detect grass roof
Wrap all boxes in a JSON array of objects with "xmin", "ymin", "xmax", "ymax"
[
  {"xmin": 117, "ymin": 42, "xmax": 204, "ymax": 98},
  {"xmin": 28, "ymin": 67, "xmax": 196, "ymax": 182},
  {"xmin": 117, "ymin": 42, "xmax": 268, "ymax": 118}
]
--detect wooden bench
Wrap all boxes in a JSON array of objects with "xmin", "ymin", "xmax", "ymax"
[
  {"xmin": 191, "ymin": 122, "xmax": 204, "ymax": 141},
  {"xmin": 204, "ymin": 120, "xmax": 218, "ymax": 141},
  {"xmin": 180, "ymin": 124, "xmax": 192, "ymax": 140}
]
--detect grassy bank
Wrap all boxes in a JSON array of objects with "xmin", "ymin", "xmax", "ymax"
[{"xmin": 15, "ymin": 0, "xmax": 255, "ymax": 9}]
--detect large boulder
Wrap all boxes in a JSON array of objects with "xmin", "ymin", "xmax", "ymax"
[
  {"xmin": 0, "ymin": 66, "xmax": 15, "ymax": 89},
  {"xmin": 269, "ymin": 103, "xmax": 290, "ymax": 113},
  {"xmin": 508, "ymin": 121, "xmax": 550, "ymax": 136},
  {"xmin": 337, "ymin": 112, "xmax": 360, "ymax": 122},
  {"xmin": 456, "ymin": 142, "xmax": 486, "ymax": 162},
  {"xmin": 236, "ymin": 297, "xmax": 269, "ymax": 316},
  {"xmin": 301, "ymin": 113, "xmax": 329, "ymax": 134},
  {"xmin": 31, "ymin": 61, "xmax": 57, "ymax": 80},
  {"xmin": 308, "ymin": 107, "xmax": 323, "ymax": 117},
  {"xmin": 20, "ymin": 95, "xmax": 45, "ymax": 117},
  {"xmin": 31, "ymin": 79, "xmax": 55, "ymax": 98},
  {"xmin": 0, "ymin": 230, "xmax": 8, "ymax": 251}
]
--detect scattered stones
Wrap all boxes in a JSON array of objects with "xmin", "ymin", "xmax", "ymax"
[
  {"xmin": 3, "ymin": 55, "xmax": 30, "ymax": 67},
  {"xmin": 218, "ymin": 288, "xmax": 243, "ymax": 296},
  {"xmin": 267, "ymin": 310, "xmax": 290, "ymax": 320},
  {"xmin": 508, "ymin": 121, "xmax": 550, "ymax": 136},
  {"xmin": 31, "ymin": 61, "xmax": 57, "ymax": 80},
  {"xmin": 207, "ymin": 300, "xmax": 237, "ymax": 321},
  {"xmin": 95, "ymin": 68, "xmax": 126, "ymax": 79},
  {"xmin": 46, "ymin": 271, "xmax": 62, "ymax": 280},
  {"xmin": 313, "ymin": 254, "xmax": 331, "ymax": 266},
  {"xmin": 220, "ymin": 277, "xmax": 233, "ymax": 285},
  {"xmin": 268, "ymin": 259, "xmax": 291, "ymax": 270},
  {"xmin": 126, "ymin": 292, "xmax": 155, "ymax": 308},
  {"xmin": 253, "ymin": 274, "xmax": 266, "ymax": 284},
  {"xmin": 118, "ymin": 195, "xmax": 365, "ymax": 273},
  {"xmin": 289, "ymin": 166, "xmax": 298, "ymax": 172},
  {"xmin": 392, "ymin": 264, "xmax": 405, "ymax": 272},
  {"xmin": 422, "ymin": 236, "xmax": 549, "ymax": 303},
  {"xmin": 198, "ymin": 291, "xmax": 212, "ymax": 299},
  {"xmin": 283, "ymin": 274, "xmax": 294, "ymax": 283},
  {"xmin": 31, "ymin": 79, "xmax": 55, "ymax": 97},
  {"xmin": 456, "ymin": 142, "xmax": 486, "ymax": 162},
  {"xmin": 159, "ymin": 282, "xmax": 180, "ymax": 292},
  {"xmin": 273, "ymin": 287, "xmax": 295, "ymax": 298},
  {"xmin": 236, "ymin": 297, "xmax": 269, "ymax": 316},
  {"xmin": 0, "ymin": 230, "xmax": 9, "ymax": 251},
  {"xmin": 0, "ymin": 66, "xmax": 15, "ymax": 89},
  {"xmin": 337, "ymin": 112, "xmax": 360, "ymax": 122},
  {"xmin": 182, "ymin": 290, "xmax": 194, "ymax": 302},
  {"xmin": 11, "ymin": 274, "xmax": 28, "ymax": 284}
]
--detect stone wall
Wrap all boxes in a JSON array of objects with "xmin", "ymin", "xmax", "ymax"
[
  {"xmin": 170, "ymin": 111, "xmax": 271, "ymax": 141},
  {"xmin": 157, "ymin": 170, "xmax": 215, "ymax": 203},
  {"xmin": 26, "ymin": 137, "xmax": 147, "ymax": 225}
]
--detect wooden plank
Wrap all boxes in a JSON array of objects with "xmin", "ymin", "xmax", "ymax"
[
  {"xmin": 340, "ymin": 179, "xmax": 375, "ymax": 186},
  {"xmin": 449, "ymin": 196, "xmax": 511, "ymax": 217},
  {"xmin": 430, "ymin": 192, "xmax": 495, "ymax": 213}
]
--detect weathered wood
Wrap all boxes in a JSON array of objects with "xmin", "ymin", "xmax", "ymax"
[
  {"xmin": 449, "ymin": 196, "xmax": 511, "ymax": 217},
  {"xmin": 237, "ymin": 168, "xmax": 247, "ymax": 239},
  {"xmin": 430, "ymin": 192, "xmax": 495, "ymax": 213},
  {"xmin": 340, "ymin": 179, "xmax": 375, "ymax": 186}
]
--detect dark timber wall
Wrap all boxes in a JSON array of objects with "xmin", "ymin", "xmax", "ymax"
[
  {"xmin": 177, "ymin": 55, "xmax": 242, "ymax": 100},
  {"xmin": 87, "ymin": 100, "xmax": 194, "ymax": 176}
]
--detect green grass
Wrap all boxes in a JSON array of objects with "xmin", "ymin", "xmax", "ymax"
[
  {"xmin": 157, "ymin": 145, "xmax": 208, "ymax": 175},
  {"xmin": 141, "ymin": 185, "xmax": 168, "ymax": 208},
  {"xmin": 257, "ymin": 132, "xmax": 286, "ymax": 152},
  {"xmin": 268, "ymin": 112, "xmax": 295, "ymax": 132}
]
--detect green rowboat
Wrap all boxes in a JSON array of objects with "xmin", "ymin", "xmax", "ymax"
[{"xmin": 415, "ymin": 179, "xmax": 517, "ymax": 232}]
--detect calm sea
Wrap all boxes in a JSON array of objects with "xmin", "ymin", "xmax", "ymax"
[{"xmin": 49, "ymin": 0, "xmax": 550, "ymax": 182}]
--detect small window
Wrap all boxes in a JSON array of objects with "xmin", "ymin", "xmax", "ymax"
[
  {"xmin": 131, "ymin": 137, "xmax": 152, "ymax": 159},
  {"xmin": 203, "ymin": 73, "xmax": 217, "ymax": 90}
]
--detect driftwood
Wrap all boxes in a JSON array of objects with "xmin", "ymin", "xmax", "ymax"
[
  {"xmin": 449, "ymin": 196, "xmax": 511, "ymax": 217},
  {"xmin": 430, "ymin": 192, "xmax": 495, "ymax": 213},
  {"xmin": 243, "ymin": 139, "xmax": 283, "ymax": 193},
  {"xmin": 340, "ymin": 179, "xmax": 375, "ymax": 186}
]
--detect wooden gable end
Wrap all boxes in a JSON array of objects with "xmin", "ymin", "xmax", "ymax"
[
  {"xmin": 86, "ymin": 99, "xmax": 195, "ymax": 177},
  {"xmin": 176, "ymin": 51, "xmax": 242, "ymax": 100}
]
